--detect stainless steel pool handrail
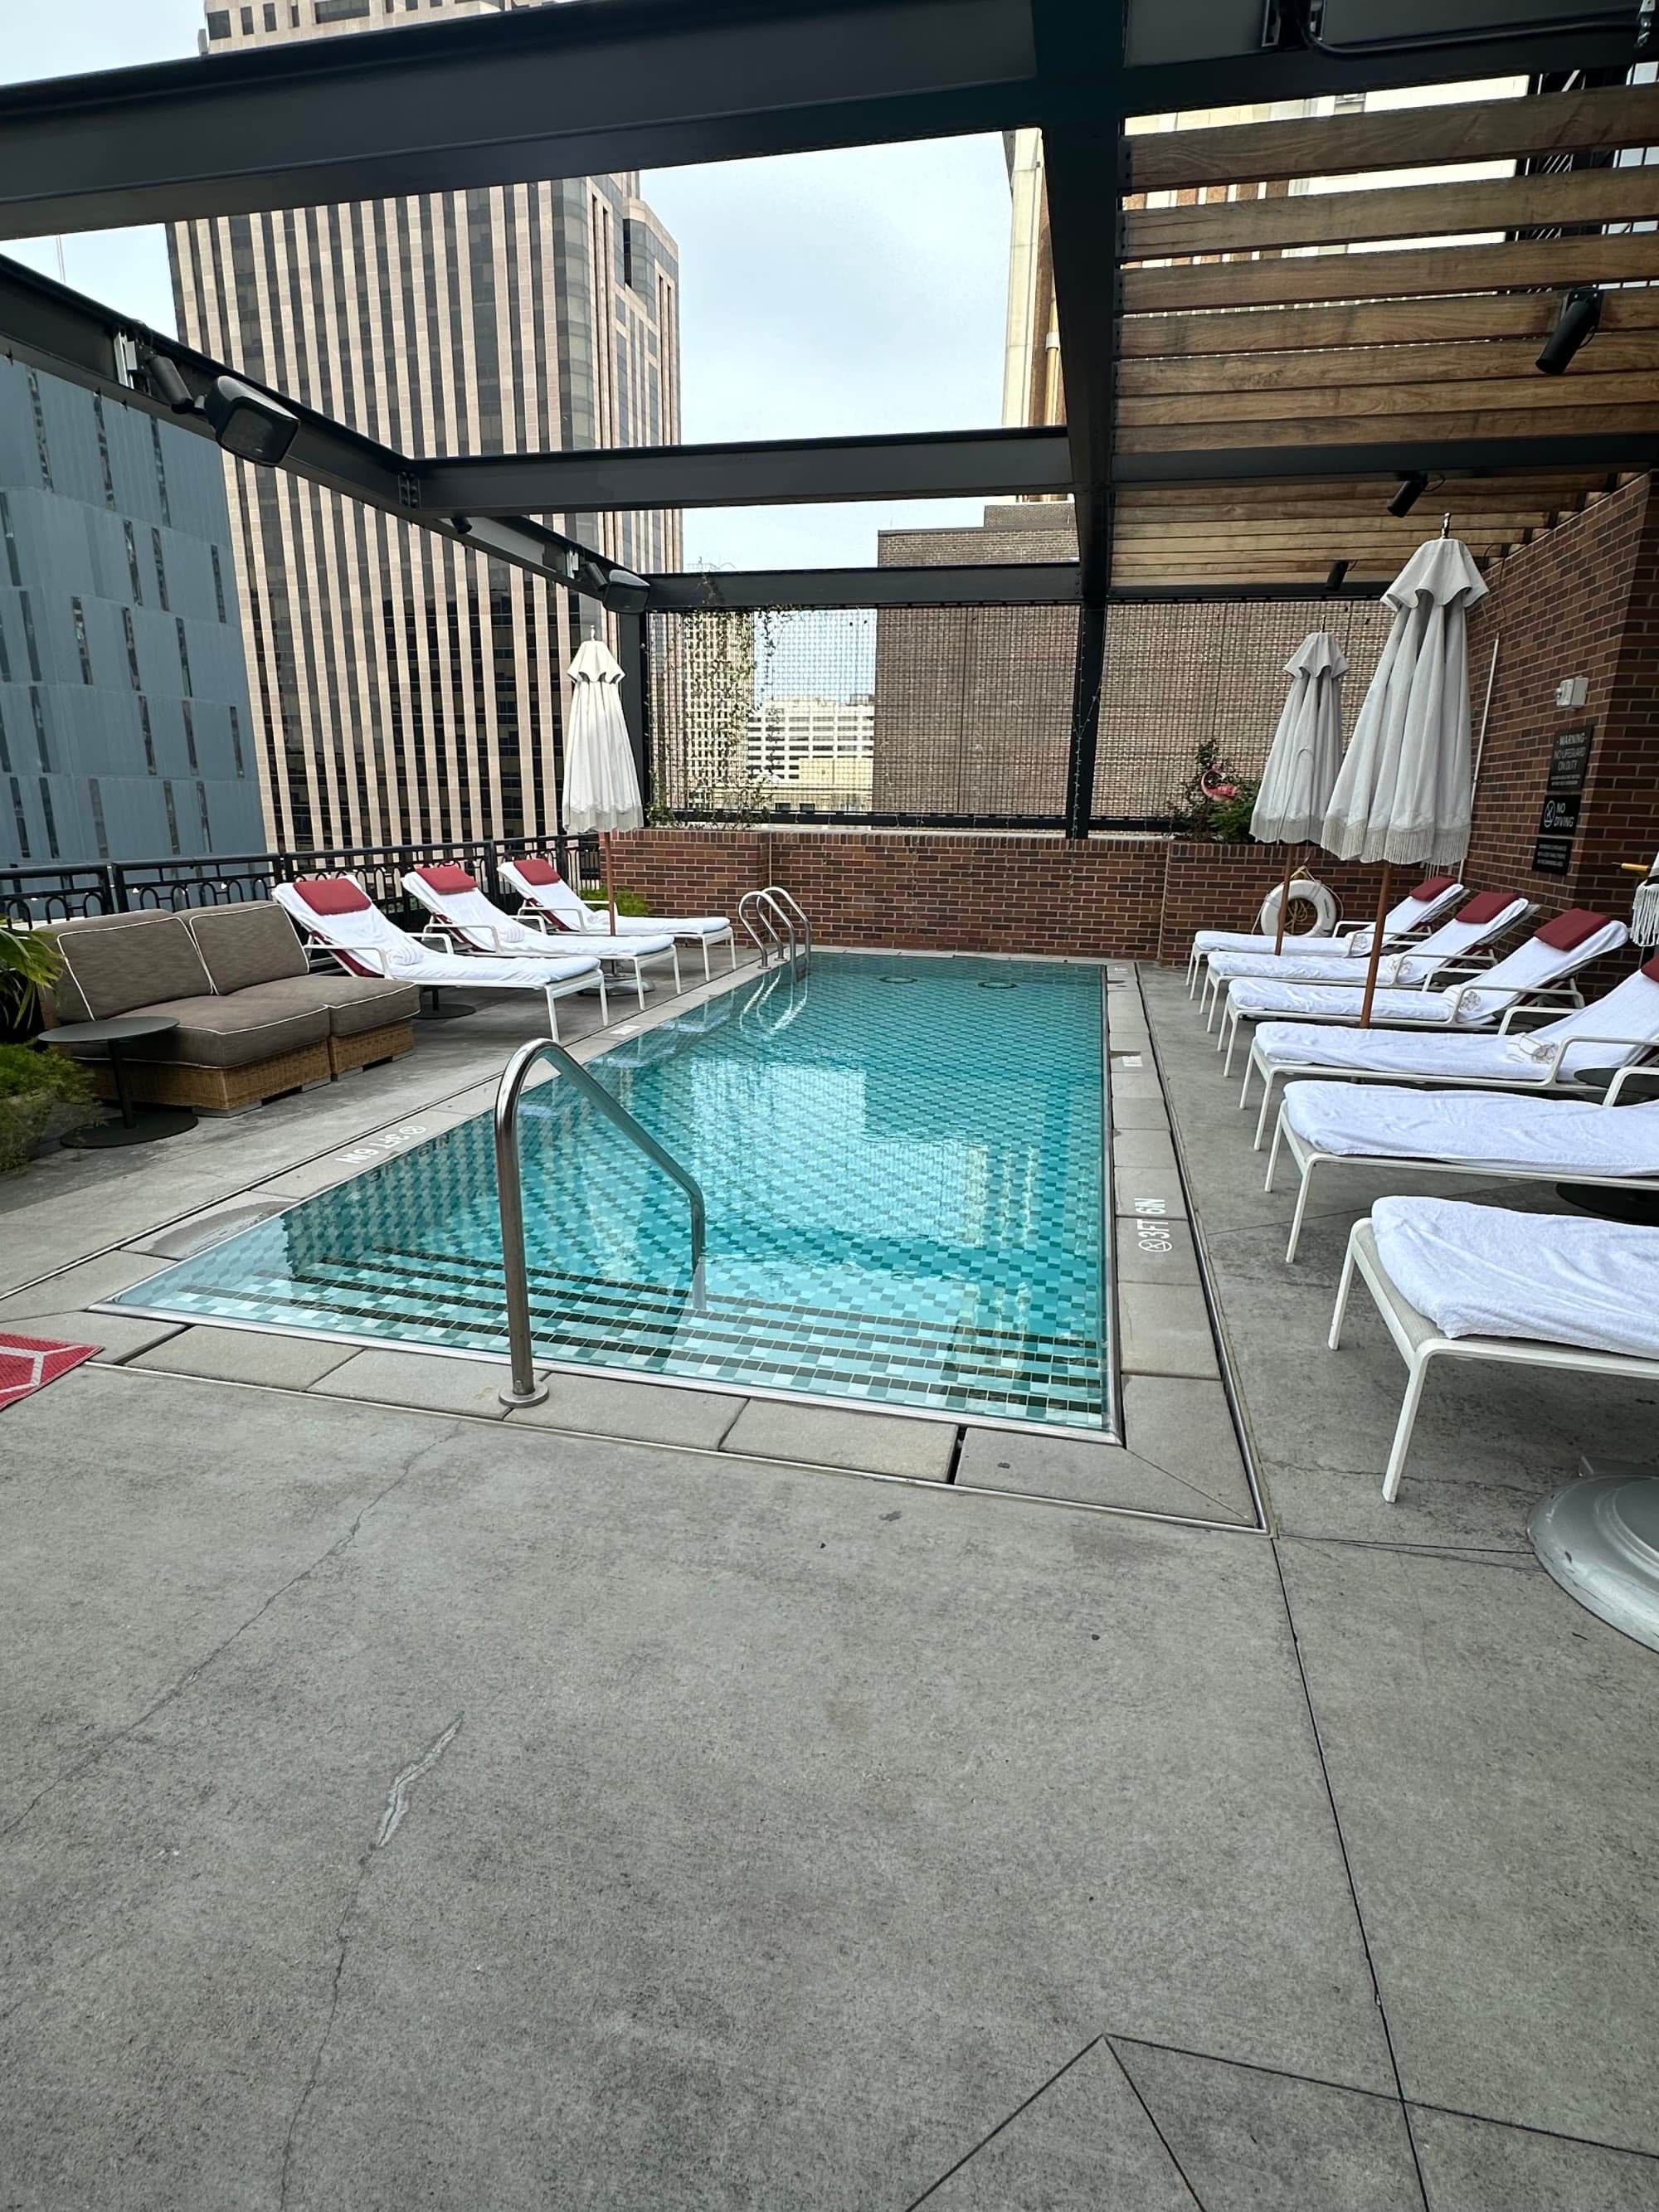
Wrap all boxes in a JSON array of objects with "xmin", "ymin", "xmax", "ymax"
[
  {"xmin": 494, "ymin": 1034, "xmax": 707, "ymax": 1407},
  {"xmin": 737, "ymin": 886, "xmax": 809, "ymax": 971}
]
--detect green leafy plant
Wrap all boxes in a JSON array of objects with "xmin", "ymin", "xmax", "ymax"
[
  {"xmin": 581, "ymin": 889, "xmax": 652, "ymax": 918},
  {"xmin": 0, "ymin": 1041, "xmax": 96, "ymax": 1174},
  {"xmin": 0, "ymin": 920, "xmax": 62, "ymax": 1039}
]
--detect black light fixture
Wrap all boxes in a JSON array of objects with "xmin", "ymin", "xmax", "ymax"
[
  {"xmin": 1326, "ymin": 559, "xmax": 1350, "ymax": 592},
  {"xmin": 1388, "ymin": 471, "xmax": 1428, "ymax": 519},
  {"xmin": 1537, "ymin": 286, "xmax": 1603, "ymax": 376},
  {"xmin": 142, "ymin": 351, "xmax": 197, "ymax": 412},
  {"xmin": 202, "ymin": 374, "xmax": 299, "ymax": 465},
  {"xmin": 601, "ymin": 566, "xmax": 650, "ymax": 616}
]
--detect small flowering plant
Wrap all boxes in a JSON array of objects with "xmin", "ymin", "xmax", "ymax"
[{"xmin": 1172, "ymin": 741, "xmax": 1261, "ymax": 843}]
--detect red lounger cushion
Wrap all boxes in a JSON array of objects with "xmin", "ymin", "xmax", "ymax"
[
  {"xmin": 513, "ymin": 856, "xmax": 562, "ymax": 887},
  {"xmin": 1535, "ymin": 907, "xmax": 1609, "ymax": 950},
  {"xmin": 416, "ymin": 863, "xmax": 477, "ymax": 895},
  {"xmin": 1642, "ymin": 954, "xmax": 1659, "ymax": 982},
  {"xmin": 294, "ymin": 877, "xmax": 371, "ymax": 913},
  {"xmin": 1455, "ymin": 891, "xmax": 1516, "ymax": 925},
  {"xmin": 1411, "ymin": 874, "xmax": 1460, "ymax": 900}
]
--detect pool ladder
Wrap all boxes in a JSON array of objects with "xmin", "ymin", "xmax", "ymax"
[
  {"xmin": 737, "ymin": 885, "xmax": 811, "ymax": 971},
  {"xmin": 494, "ymin": 1035, "xmax": 707, "ymax": 1407}
]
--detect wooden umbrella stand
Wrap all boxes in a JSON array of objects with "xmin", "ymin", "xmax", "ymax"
[{"xmin": 1356, "ymin": 861, "xmax": 1393, "ymax": 1028}]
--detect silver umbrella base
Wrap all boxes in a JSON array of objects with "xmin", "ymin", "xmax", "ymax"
[{"xmin": 1530, "ymin": 1459, "xmax": 1659, "ymax": 1653}]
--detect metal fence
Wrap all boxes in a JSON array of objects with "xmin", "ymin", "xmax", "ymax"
[
  {"xmin": 1, "ymin": 832, "xmax": 607, "ymax": 930},
  {"xmin": 644, "ymin": 596, "xmax": 1394, "ymax": 829}
]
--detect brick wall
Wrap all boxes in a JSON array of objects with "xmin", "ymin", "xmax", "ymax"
[
  {"xmin": 609, "ymin": 827, "xmax": 1392, "ymax": 962},
  {"xmin": 1464, "ymin": 474, "xmax": 1653, "ymax": 929}
]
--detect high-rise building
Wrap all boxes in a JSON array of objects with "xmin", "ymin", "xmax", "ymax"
[
  {"xmin": 173, "ymin": 0, "xmax": 681, "ymax": 853},
  {"xmin": 0, "ymin": 355, "xmax": 262, "ymax": 872}
]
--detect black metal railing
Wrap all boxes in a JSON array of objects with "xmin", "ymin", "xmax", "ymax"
[{"xmin": 1, "ymin": 833, "xmax": 607, "ymax": 931}]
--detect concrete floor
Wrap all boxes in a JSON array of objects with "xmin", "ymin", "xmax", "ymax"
[{"xmin": 2, "ymin": 959, "xmax": 1656, "ymax": 2209}]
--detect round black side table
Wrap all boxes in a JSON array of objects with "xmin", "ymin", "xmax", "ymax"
[{"xmin": 38, "ymin": 1016, "xmax": 199, "ymax": 1149}]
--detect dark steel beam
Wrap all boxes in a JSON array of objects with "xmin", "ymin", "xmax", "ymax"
[
  {"xmin": 1037, "ymin": 1, "xmax": 1124, "ymax": 843},
  {"xmin": 646, "ymin": 563, "xmax": 1082, "ymax": 610},
  {"xmin": 418, "ymin": 428, "xmax": 1073, "ymax": 514},
  {"xmin": 0, "ymin": 0, "xmax": 1038, "ymax": 239},
  {"xmin": 0, "ymin": 0, "xmax": 1641, "ymax": 241},
  {"xmin": 0, "ymin": 251, "xmax": 625, "ymax": 597},
  {"xmin": 1111, "ymin": 435, "xmax": 1659, "ymax": 484}
]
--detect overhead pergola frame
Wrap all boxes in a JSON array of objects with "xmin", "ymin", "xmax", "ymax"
[{"xmin": 1, "ymin": 0, "xmax": 1657, "ymax": 838}]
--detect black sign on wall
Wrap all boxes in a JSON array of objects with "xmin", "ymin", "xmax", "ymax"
[
  {"xmin": 1531, "ymin": 721, "xmax": 1595, "ymax": 878},
  {"xmin": 1546, "ymin": 722, "xmax": 1594, "ymax": 794}
]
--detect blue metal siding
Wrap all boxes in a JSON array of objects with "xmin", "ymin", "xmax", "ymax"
[{"xmin": 0, "ymin": 357, "xmax": 262, "ymax": 867}]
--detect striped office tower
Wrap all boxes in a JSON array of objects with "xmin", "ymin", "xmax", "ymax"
[{"xmin": 169, "ymin": 0, "xmax": 682, "ymax": 853}]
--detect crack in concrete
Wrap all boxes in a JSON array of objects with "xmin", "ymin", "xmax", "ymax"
[
  {"xmin": 0, "ymin": 1434, "xmax": 447, "ymax": 1845},
  {"xmin": 376, "ymin": 1714, "xmax": 463, "ymax": 1849},
  {"xmin": 279, "ymin": 1706, "xmax": 465, "ymax": 2211}
]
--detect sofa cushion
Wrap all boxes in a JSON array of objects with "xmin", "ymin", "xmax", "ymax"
[
  {"xmin": 126, "ymin": 981, "xmax": 332, "ymax": 1068},
  {"xmin": 51, "ymin": 913, "xmax": 213, "ymax": 1023},
  {"xmin": 312, "ymin": 976, "xmax": 422, "ymax": 1037},
  {"xmin": 187, "ymin": 902, "xmax": 310, "ymax": 993}
]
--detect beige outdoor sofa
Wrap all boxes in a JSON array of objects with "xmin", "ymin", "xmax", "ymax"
[{"xmin": 43, "ymin": 903, "xmax": 419, "ymax": 1111}]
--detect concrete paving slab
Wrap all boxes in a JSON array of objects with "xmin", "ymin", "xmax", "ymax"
[
  {"xmin": 130, "ymin": 1325, "xmax": 359, "ymax": 1390},
  {"xmin": 0, "ymin": 1370, "xmax": 1394, "ymax": 2210},
  {"xmin": 922, "ymin": 2040, "xmax": 1194, "ymax": 2209},
  {"xmin": 957, "ymin": 1427, "xmax": 1253, "ymax": 1524},
  {"xmin": 1114, "ymin": 1166, "xmax": 1189, "ymax": 1223},
  {"xmin": 1110, "ymin": 1091, "xmax": 1170, "ymax": 1131},
  {"xmin": 1121, "ymin": 1377, "xmax": 1253, "ymax": 1520},
  {"xmin": 507, "ymin": 1372, "xmax": 744, "ymax": 1450},
  {"xmin": 0, "ymin": 1307, "xmax": 183, "ymax": 1362},
  {"xmin": 1110, "ymin": 2038, "xmax": 1423, "ymax": 2211},
  {"xmin": 1409, "ymin": 2104, "xmax": 1659, "ymax": 2210},
  {"xmin": 1117, "ymin": 1283, "xmax": 1220, "ymax": 1380},
  {"xmin": 719, "ymin": 1398, "xmax": 955, "ymax": 1479},
  {"xmin": 1108, "ymin": 1070, "xmax": 1163, "ymax": 1099},
  {"xmin": 1278, "ymin": 1537, "xmax": 1659, "ymax": 2152},
  {"xmin": 0, "ymin": 1248, "xmax": 168, "ymax": 1319},
  {"xmin": 1115, "ymin": 1216, "xmax": 1201, "ymax": 1287},
  {"xmin": 313, "ymin": 1347, "xmax": 513, "ymax": 1420},
  {"xmin": 1109, "ymin": 1127, "xmax": 1177, "ymax": 1174}
]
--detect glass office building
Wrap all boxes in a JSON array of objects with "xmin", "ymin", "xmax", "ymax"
[{"xmin": 0, "ymin": 355, "xmax": 262, "ymax": 871}]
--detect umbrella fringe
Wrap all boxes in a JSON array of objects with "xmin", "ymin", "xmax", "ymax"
[{"xmin": 1321, "ymin": 828, "xmax": 1470, "ymax": 869}]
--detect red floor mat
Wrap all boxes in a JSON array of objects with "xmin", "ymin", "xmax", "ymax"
[{"xmin": 0, "ymin": 1333, "xmax": 100, "ymax": 1411}]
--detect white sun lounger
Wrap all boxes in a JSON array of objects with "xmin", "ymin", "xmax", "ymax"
[
  {"xmin": 502, "ymin": 854, "xmax": 737, "ymax": 980},
  {"xmin": 1218, "ymin": 907, "xmax": 1622, "ymax": 1070},
  {"xmin": 1240, "ymin": 955, "xmax": 1659, "ymax": 1147},
  {"xmin": 1185, "ymin": 875, "xmax": 1464, "ymax": 994},
  {"xmin": 401, "ymin": 863, "xmax": 679, "ymax": 1007},
  {"xmin": 1331, "ymin": 1196, "xmax": 1659, "ymax": 1500},
  {"xmin": 1199, "ymin": 890, "xmax": 1530, "ymax": 1026},
  {"xmin": 273, "ymin": 875, "xmax": 606, "ymax": 1038},
  {"xmin": 1268, "ymin": 1080, "xmax": 1659, "ymax": 1261}
]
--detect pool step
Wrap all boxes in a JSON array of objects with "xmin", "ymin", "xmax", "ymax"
[{"xmin": 171, "ymin": 1244, "xmax": 1104, "ymax": 1422}]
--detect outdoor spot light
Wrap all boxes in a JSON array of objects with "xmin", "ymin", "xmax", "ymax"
[
  {"xmin": 1326, "ymin": 559, "xmax": 1350, "ymax": 591},
  {"xmin": 143, "ymin": 351, "xmax": 197, "ymax": 413},
  {"xmin": 1388, "ymin": 472, "xmax": 1429, "ymax": 519},
  {"xmin": 202, "ymin": 374, "xmax": 299, "ymax": 465},
  {"xmin": 1537, "ymin": 287, "xmax": 1603, "ymax": 376},
  {"xmin": 601, "ymin": 566, "xmax": 651, "ymax": 616}
]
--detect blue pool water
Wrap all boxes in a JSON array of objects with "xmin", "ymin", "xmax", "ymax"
[{"xmin": 115, "ymin": 953, "xmax": 1109, "ymax": 1429}]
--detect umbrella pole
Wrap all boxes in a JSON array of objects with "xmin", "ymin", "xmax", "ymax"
[
  {"xmin": 1272, "ymin": 843, "xmax": 1297, "ymax": 956},
  {"xmin": 1357, "ymin": 862, "xmax": 1393, "ymax": 1028},
  {"xmin": 603, "ymin": 832, "xmax": 618, "ymax": 937}
]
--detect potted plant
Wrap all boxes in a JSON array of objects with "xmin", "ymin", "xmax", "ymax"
[
  {"xmin": 1170, "ymin": 740, "xmax": 1262, "ymax": 843},
  {"xmin": 0, "ymin": 1044, "xmax": 98, "ymax": 1172}
]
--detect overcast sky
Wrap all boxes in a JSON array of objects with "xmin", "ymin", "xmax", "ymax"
[{"xmin": 5, "ymin": 2, "xmax": 1012, "ymax": 571}]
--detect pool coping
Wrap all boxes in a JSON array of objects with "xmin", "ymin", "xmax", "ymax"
[{"xmin": 59, "ymin": 945, "xmax": 1262, "ymax": 1529}]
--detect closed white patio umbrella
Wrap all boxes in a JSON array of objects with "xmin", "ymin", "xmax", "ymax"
[
  {"xmin": 562, "ymin": 634, "xmax": 642, "ymax": 933},
  {"xmin": 1250, "ymin": 630, "xmax": 1347, "ymax": 953},
  {"xmin": 1320, "ymin": 532, "xmax": 1488, "ymax": 1022}
]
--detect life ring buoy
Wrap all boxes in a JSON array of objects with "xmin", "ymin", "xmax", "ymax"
[{"xmin": 1256, "ymin": 874, "xmax": 1339, "ymax": 938}]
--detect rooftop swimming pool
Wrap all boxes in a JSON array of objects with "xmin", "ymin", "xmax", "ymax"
[{"xmin": 115, "ymin": 952, "xmax": 1111, "ymax": 1432}]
